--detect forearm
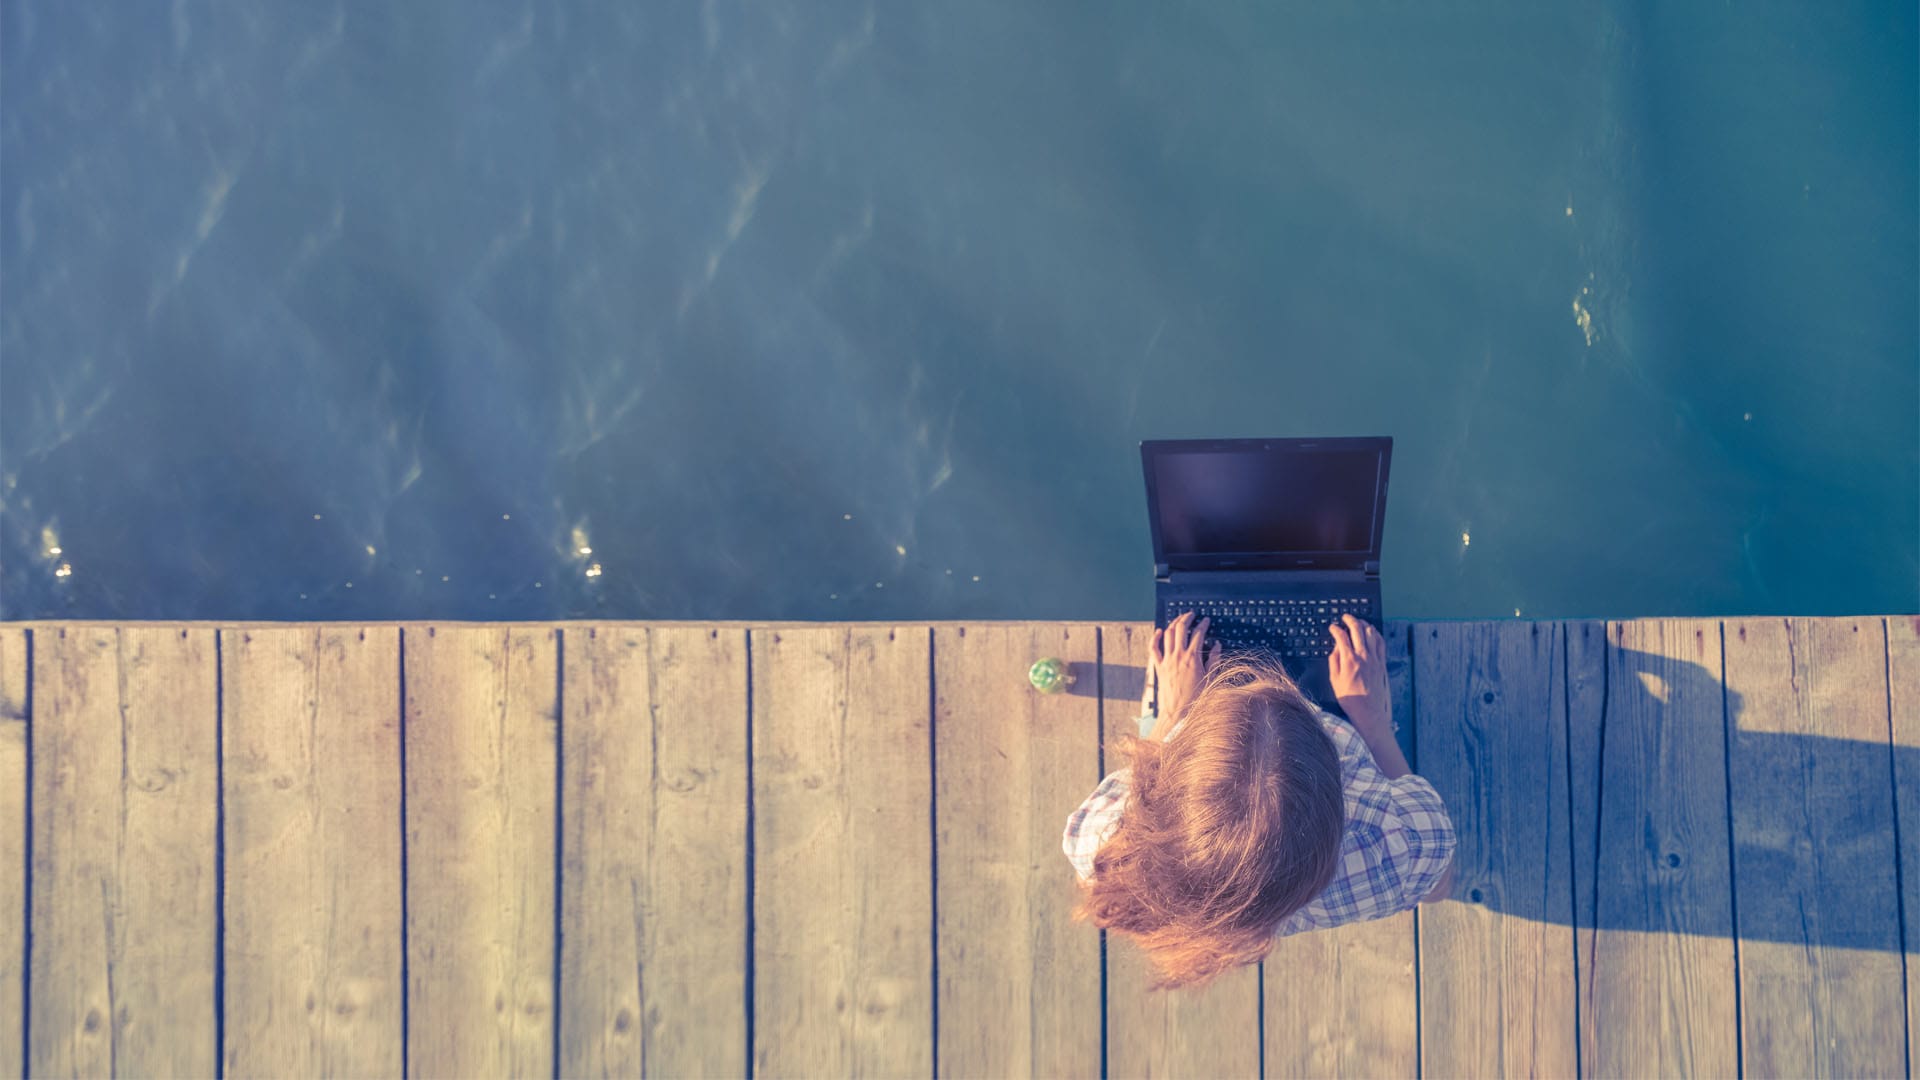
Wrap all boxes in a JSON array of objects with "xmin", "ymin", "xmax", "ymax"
[{"xmin": 1349, "ymin": 709, "xmax": 1411, "ymax": 779}]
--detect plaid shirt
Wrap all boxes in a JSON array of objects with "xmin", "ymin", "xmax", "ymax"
[{"xmin": 1062, "ymin": 707, "xmax": 1455, "ymax": 935}]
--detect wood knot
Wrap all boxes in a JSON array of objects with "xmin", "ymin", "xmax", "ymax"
[
  {"xmin": 1481, "ymin": 692, "xmax": 1495, "ymax": 704},
  {"xmin": 134, "ymin": 767, "xmax": 177, "ymax": 793},
  {"xmin": 614, "ymin": 1008, "xmax": 633, "ymax": 1033},
  {"xmin": 272, "ymin": 774, "xmax": 294, "ymax": 791},
  {"xmin": 84, "ymin": 1008, "xmax": 102, "ymax": 1033}
]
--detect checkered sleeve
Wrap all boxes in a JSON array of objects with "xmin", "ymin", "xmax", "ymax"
[
  {"xmin": 1062, "ymin": 767, "xmax": 1132, "ymax": 882},
  {"xmin": 1266, "ymin": 710, "xmax": 1458, "ymax": 935},
  {"xmin": 1384, "ymin": 772, "xmax": 1457, "ymax": 907}
]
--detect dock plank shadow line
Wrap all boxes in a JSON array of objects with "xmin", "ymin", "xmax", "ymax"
[
  {"xmin": 0, "ymin": 627, "xmax": 25, "ymax": 1079},
  {"xmin": 1888, "ymin": 615, "xmax": 1920, "ymax": 1076}
]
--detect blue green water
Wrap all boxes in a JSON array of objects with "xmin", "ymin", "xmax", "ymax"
[{"xmin": 3, "ymin": 2, "xmax": 1914, "ymax": 622}]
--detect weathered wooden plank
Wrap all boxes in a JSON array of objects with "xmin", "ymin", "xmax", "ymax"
[
  {"xmin": 0, "ymin": 627, "xmax": 23, "ymax": 1080},
  {"xmin": 934, "ymin": 624, "xmax": 1100, "ymax": 1078},
  {"xmin": 1889, "ymin": 615, "xmax": 1920, "ymax": 1062},
  {"xmin": 1563, "ymin": 619, "xmax": 1606, "ymax": 1078},
  {"xmin": 753, "ymin": 625, "xmax": 932, "ymax": 1078},
  {"xmin": 223, "ymin": 626, "xmax": 403, "ymax": 1078},
  {"xmin": 1098, "ymin": 622, "xmax": 1262, "ymax": 1079},
  {"xmin": 406, "ymin": 626, "xmax": 558, "ymax": 1077},
  {"xmin": 1263, "ymin": 619, "xmax": 1419, "ymax": 1079},
  {"xmin": 559, "ymin": 625, "xmax": 748, "ymax": 1078},
  {"xmin": 1725, "ymin": 617, "xmax": 1905, "ymax": 1076},
  {"xmin": 28, "ymin": 627, "xmax": 219, "ymax": 1078},
  {"xmin": 1577, "ymin": 619, "xmax": 1737, "ymax": 1078},
  {"xmin": 1415, "ymin": 621, "xmax": 1576, "ymax": 1078}
]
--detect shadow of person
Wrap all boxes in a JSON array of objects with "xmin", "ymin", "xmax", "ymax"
[{"xmin": 1433, "ymin": 625, "xmax": 1909, "ymax": 953}]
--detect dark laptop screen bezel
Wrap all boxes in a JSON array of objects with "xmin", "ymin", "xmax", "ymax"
[{"xmin": 1140, "ymin": 436, "xmax": 1392, "ymax": 573}]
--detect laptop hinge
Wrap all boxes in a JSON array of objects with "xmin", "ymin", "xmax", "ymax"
[
  {"xmin": 1364, "ymin": 560, "xmax": 1380, "ymax": 577},
  {"xmin": 1154, "ymin": 562, "xmax": 1170, "ymax": 583}
]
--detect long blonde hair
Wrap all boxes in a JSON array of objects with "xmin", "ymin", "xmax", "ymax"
[{"xmin": 1074, "ymin": 653, "xmax": 1345, "ymax": 990}]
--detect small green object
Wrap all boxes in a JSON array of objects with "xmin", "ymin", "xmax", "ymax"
[{"xmin": 1028, "ymin": 656, "xmax": 1075, "ymax": 694}]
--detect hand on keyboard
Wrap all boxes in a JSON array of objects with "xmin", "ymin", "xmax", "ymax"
[
  {"xmin": 1328, "ymin": 613, "xmax": 1391, "ymax": 728},
  {"xmin": 1145, "ymin": 610, "xmax": 1221, "ymax": 739}
]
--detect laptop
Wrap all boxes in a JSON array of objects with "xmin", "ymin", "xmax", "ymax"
[{"xmin": 1141, "ymin": 436, "xmax": 1392, "ymax": 718}]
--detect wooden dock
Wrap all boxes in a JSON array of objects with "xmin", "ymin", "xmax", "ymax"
[{"xmin": 1, "ymin": 617, "xmax": 1914, "ymax": 1078}]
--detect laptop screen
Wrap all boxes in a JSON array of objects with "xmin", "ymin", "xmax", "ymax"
[{"xmin": 1143, "ymin": 438, "xmax": 1389, "ymax": 571}]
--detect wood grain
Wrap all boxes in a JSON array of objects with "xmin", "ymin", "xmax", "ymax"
[
  {"xmin": 405, "ymin": 626, "xmax": 558, "ymax": 1077},
  {"xmin": 1576, "ymin": 619, "xmax": 1736, "ymax": 1078},
  {"xmin": 1563, "ymin": 620, "xmax": 1606, "ymax": 1079},
  {"xmin": 0, "ymin": 627, "xmax": 23, "ymax": 1079},
  {"xmin": 1889, "ymin": 615, "xmax": 1920, "ymax": 1067},
  {"xmin": 29, "ymin": 627, "xmax": 219, "ymax": 1078},
  {"xmin": 753, "ymin": 625, "xmax": 933, "ymax": 1078},
  {"xmin": 1415, "ymin": 621, "xmax": 1577, "ymax": 1078},
  {"xmin": 223, "ymin": 626, "xmax": 403, "ymax": 1078},
  {"xmin": 933, "ymin": 624, "xmax": 1100, "ymax": 1078},
  {"xmin": 559, "ymin": 625, "xmax": 748, "ymax": 1078},
  {"xmin": 1725, "ymin": 617, "xmax": 1905, "ymax": 1076},
  {"xmin": 1262, "ymin": 619, "xmax": 1419, "ymax": 1080}
]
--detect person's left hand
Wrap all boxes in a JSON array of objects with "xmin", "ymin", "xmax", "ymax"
[{"xmin": 1143, "ymin": 611, "xmax": 1221, "ymax": 739}]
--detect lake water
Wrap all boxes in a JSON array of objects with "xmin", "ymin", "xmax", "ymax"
[{"xmin": 4, "ymin": 2, "xmax": 1914, "ymax": 623}]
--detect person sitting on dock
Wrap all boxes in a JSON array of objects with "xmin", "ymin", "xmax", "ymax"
[{"xmin": 1063, "ymin": 612, "xmax": 1457, "ymax": 990}]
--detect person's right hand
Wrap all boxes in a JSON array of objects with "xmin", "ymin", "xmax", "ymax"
[
  {"xmin": 1328, "ymin": 614, "xmax": 1390, "ymax": 727},
  {"xmin": 1147, "ymin": 611, "xmax": 1220, "ymax": 739}
]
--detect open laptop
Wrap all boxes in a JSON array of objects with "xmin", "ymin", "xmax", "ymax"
[{"xmin": 1141, "ymin": 436, "xmax": 1392, "ymax": 717}]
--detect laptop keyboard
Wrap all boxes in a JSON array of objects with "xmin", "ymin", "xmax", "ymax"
[{"xmin": 1162, "ymin": 595, "xmax": 1379, "ymax": 661}]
